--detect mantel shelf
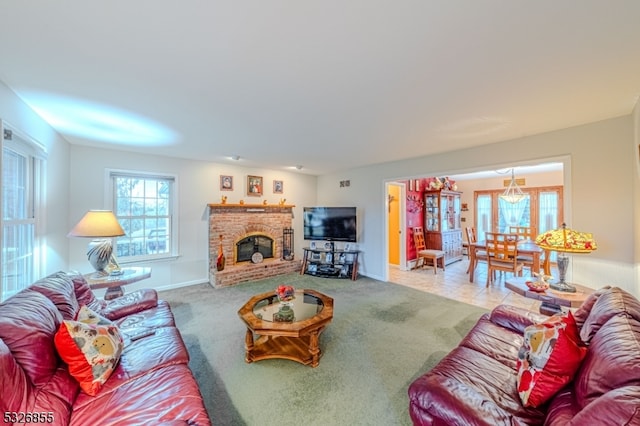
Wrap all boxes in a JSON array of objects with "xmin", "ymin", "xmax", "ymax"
[{"xmin": 208, "ymin": 203, "xmax": 296, "ymax": 208}]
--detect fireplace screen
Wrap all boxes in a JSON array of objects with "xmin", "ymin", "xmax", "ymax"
[{"xmin": 236, "ymin": 235, "xmax": 274, "ymax": 262}]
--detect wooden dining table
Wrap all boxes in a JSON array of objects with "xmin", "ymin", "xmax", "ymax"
[{"xmin": 468, "ymin": 240, "xmax": 544, "ymax": 283}]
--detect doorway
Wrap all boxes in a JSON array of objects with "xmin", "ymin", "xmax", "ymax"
[
  {"xmin": 384, "ymin": 160, "xmax": 567, "ymax": 282},
  {"xmin": 386, "ymin": 182, "xmax": 406, "ymax": 270}
]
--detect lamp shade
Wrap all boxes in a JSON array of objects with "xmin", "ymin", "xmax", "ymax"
[
  {"xmin": 68, "ymin": 210, "xmax": 125, "ymax": 238},
  {"xmin": 535, "ymin": 223, "xmax": 597, "ymax": 253}
]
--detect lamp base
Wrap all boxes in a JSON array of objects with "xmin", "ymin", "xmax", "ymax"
[
  {"xmin": 549, "ymin": 281, "xmax": 577, "ymax": 293},
  {"xmin": 87, "ymin": 239, "xmax": 113, "ymax": 272}
]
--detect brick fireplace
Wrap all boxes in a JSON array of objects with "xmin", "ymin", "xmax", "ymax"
[{"xmin": 208, "ymin": 203, "xmax": 301, "ymax": 287}]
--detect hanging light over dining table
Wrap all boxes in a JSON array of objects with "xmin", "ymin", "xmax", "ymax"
[{"xmin": 499, "ymin": 168, "xmax": 526, "ymax": 204}]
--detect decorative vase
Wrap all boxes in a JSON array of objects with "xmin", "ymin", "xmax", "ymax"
[
  {"xmin": 274, "ymin": 302, "xmax": 295, "ymax": 322},
  {"xmin": 216, "ymin": 234, "xmax": 225, "ymax": 271}
]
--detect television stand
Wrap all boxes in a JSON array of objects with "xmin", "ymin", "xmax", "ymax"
[{"xmin": 300, "ymin": 246, "xmax": 360, "ymax": 280}]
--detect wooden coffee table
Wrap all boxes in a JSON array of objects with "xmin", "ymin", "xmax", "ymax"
[
  {"xmin": 237, "ymin": 289, "xmax": 333, "ymax": 367},
  {"xmin": 505, "ymin": 277, "xmax": 594, "ymax": 315}
]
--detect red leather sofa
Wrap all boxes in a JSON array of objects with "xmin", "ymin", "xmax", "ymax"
[
  {"xmin": 0, "ymin": 271, "xmax": 210, "ymax": 425},
  {"xmin": 408, "ymin": 286, "xmax": 640, "ymax": 425}
]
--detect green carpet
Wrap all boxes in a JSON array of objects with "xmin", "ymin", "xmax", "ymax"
[{"xmin": 159, "ymin": 273, "xmax": 488, "ymax": 426}]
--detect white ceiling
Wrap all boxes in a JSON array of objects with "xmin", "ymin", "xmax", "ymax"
[{"xmin": 1, "ymin": 1, "xmax": 639, "ymax": 175}]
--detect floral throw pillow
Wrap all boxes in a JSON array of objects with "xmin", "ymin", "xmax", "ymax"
[
  {"xmin": 54, "ymin": 305, "xmax": 124, "ymax": 396},
  {"xmin": 516, "ymin": 311, "xmax": 587, "ymax": 407}
]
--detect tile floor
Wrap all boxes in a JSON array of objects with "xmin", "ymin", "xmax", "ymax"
[{"xmin": 388, "ymin": 255, "xmax": 546, "ymax": 313}]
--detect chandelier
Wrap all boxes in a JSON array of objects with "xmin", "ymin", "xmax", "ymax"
[{"xmin": 499, "ymin": 169, "xmax": 525, "ymax": 204}]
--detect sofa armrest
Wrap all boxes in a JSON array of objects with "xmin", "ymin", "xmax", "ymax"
[
  {"xmin": 489, "ymin": 304, "xmax": 547, "ymax": 334},
  {"xmin": 101, "ymin": 289, "xmax": 158, "ymax": 320}
]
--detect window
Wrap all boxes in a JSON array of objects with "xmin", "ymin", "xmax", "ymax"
[
  {"xmin": 1, "ymin": 126, "xmax": 45, "ymax": 301},
  {"xmin": 474, "ymin": 186, "xmax": 563, "ymax": 241},
  {"xmin": 109, "ymin": 170, "xmax": 176, "ymax": 261}
]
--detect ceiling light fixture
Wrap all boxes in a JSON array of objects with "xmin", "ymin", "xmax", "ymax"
[
  {"xmin": 499, "ymin": 169, "xmax": 525, "ymax": 204},
  {"xmin": 295, "ymin": 165, "xmax": 303, "ymax": 170},
  {"xmin": 231, "ymin": 155, "xmax": 240, "ymax": 161}
]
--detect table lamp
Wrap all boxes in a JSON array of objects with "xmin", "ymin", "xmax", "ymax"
[
  {"xmin": 534, "ymin": 223, "xmax": 597, "ymax": 293},
  {"xmin": 68, "ymin": 210, "xmax": 125, "ymax": 276}
]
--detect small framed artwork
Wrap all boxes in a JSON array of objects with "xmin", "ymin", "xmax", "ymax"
[
  {"xmin": 247, "ymin": 175, "xmax": 263, "ymax": 196},
  {"xmin": 220, "ymin": 175, "xmax": 233, "ymax": 191},
  {"xmin": 273, "ymin": 180, "xmax": 283, "ymax": 194},
  {"xmin": 310, "ymin": 241, "xmax": 317, "ymax": 249}
]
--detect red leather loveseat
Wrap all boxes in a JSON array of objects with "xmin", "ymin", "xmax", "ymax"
[
  {"xmin": 0, "ymin": 271, "xmax": 210, "ymax": 425},
  {"xmin": 408, "ymin": 286, "xmax": 640, "ymax": 425}
]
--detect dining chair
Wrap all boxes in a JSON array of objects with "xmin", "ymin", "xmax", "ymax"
[
  {"xmin": 465, "ymin": 226, "xmax": 487, "ymax": 275},
  {"xmin": 508, "ymin": 226, "xmax": 536, "ymax": 241},
  {"xmin": 412, "ymin": 227, "xmax": 445, "ymax": 274},
  {"xmin": 485, "ymin": 232, "xmax": 524, "ymax": 286},
  {"xmin": 508, "ymin": 226, "xmax": 537, "ymax": 272}
]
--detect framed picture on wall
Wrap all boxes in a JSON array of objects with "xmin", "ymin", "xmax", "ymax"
[
  {"xmin": 247, "ymin": 175, "xmax": 263, "ymax": 196},
  {"xmin": 220, "ymin": 175, "xmax": 233, "ymax": 191},
  {"xmin": 273, "ymin": 180, "xmax": 283, "ymax": 194}
]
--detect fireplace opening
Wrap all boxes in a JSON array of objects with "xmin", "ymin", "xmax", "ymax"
[{"xmin": 236, "ymin": 234, "xmax": 274, "ymax": 263}]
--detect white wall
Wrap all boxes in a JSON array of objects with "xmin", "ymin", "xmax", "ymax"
[
  {"xmin": 318, "ymin": 115, "xmax": 639, "ymax": 296},
  {"xmin": 68, "ymin": 145, "xmax": 317, "ymax": 294},
  {"xmin": 0, "ymin": 80, "xmax": 70, "ymax": 276}
]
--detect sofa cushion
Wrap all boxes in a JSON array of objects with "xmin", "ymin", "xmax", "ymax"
[
  {"xmin": 68, "ymin": 271, "xmax": 107, "ymax": 313},
  {"xmin": 573, "ymin": 311, "xmax": 640, "ymax": 408},
  {"xmin": 28, "ymin": 271, "xmax": 80, "ymax": 320},
  {"xmin": 577, "ymin": 286, "xmax": 640, "ymax": 344},
  {"xmin": 0, "ymin": 289, "xmax": 79, "ymax": 423},
  {"xmin": 54, "ymin": 306, "xmax": 124, "ymax": 396},
  {"xmin": 516, "ymin": 311, "xmax": 586, "ymax": 407},
  {"xmin": 70, "ymin": 364, "xmax": 211, "ymax": 426}
]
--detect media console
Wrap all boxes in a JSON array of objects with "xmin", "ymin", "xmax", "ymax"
[{"xmin": 300, "ymin": 245, "xmax": 360, "ymax": 281}]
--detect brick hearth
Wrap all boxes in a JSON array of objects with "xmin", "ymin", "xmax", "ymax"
[{"xmin": 208, "ymin": 203, "xmax": 301, "ymax": 287}]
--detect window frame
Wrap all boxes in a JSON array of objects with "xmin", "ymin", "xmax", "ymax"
[
  {"xmin": 106, "ymin": 168, "xmax": 178, "ymax": 263},
  {"xmin": 1, "ymin": 123, "xmax": 46, "ymax": 301}
]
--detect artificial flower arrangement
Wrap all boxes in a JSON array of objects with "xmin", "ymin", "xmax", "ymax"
[
  {"xmin": 426, "ymin": 176, "xmax": 457, "ymax": 191},
  {"xmin": 275, "ymin": 285, "xmax": 295, "ymax": 302}
]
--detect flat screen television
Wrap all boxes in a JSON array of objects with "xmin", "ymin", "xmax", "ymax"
[{"xmin": 303, "ymin": 207, "xmax": 357, "ymax": 242}]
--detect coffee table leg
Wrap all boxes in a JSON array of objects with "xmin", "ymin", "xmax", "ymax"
[
  {"xmin": 244, "ymin": 328, "xmax": 254, "ymax": 363},
  {"xmin": 307, "ymin": 331, "xmax": 320, "ymax": 368}
]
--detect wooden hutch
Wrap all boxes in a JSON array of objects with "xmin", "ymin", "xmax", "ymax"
[{"xmin": 424, "ymin": 190, "xmax": 463, "ymax": 265}]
